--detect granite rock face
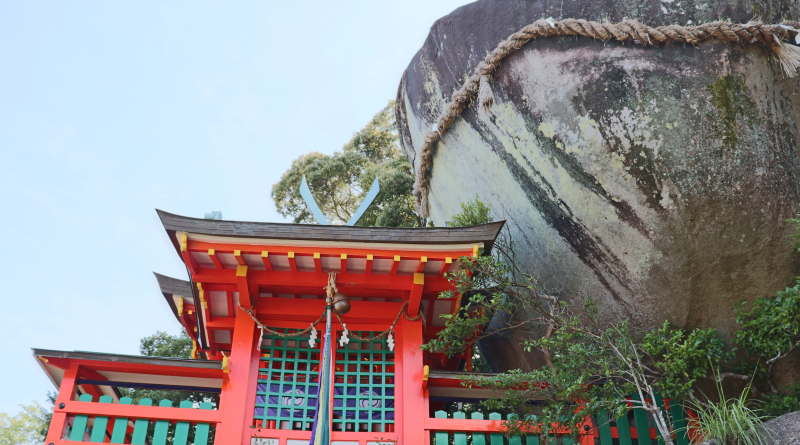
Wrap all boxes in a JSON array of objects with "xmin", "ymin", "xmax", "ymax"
[{"xmin": 396, "ymin": 0, "xmax": 800, "ymax": 375}]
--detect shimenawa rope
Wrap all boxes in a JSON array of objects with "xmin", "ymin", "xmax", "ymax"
[
  {"xmin": 237, "ymin": 272, "xmax": 424, "ymax": 340},
  {"xmin": 411, "ymin": 18, "xmax": 800, "ymax": 218}
]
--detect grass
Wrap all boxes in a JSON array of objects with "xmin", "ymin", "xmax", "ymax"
[{"xmin": 688, "ymin": 379, "xmax": 773, "ymax": 445}]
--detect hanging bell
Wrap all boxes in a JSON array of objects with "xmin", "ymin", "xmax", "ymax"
[{"xmin": 332, "ymin": 292, "xmax": 351, "ymax": 315}]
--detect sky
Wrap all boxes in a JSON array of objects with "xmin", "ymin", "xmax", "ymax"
[{"xmin": 0, "ymin": 0, "xmax": 474, "ymax": 415}]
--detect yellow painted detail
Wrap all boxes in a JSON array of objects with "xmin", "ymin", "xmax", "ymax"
[
  {"xmin": 288, "ymin": 252, "xmax": 295, "ymax": 259},
  {"xmin": 222, "ymin": 356, "xmax": 229, "ymax": 373},
  {"xmin": 193, "ymin": 327, "xmax": 198, "ymax": 333},
  {"xmin": 188, "ymin": 310, "xmax": 193, "ymax": 315},
  {"xmin": 262, "ymin": 251, "xmax": 269, "ymax": 257},
  {"xmin": 340, "ymin": 253, "xmax": 347, "ymax": 259},
  {"xmin": 180, "ymin": 233, "xmax": 187, "ymax": 252},
  {"xmin": 446, "ymin": 257, "xmax": 452, "ymax": 264},
  {"xmin": 236, "ymin": 265, "xmax": 248, "ymax": 276},
  {"xmin": 313, "ymin": 252, "xmax": 320, "ymax": 259},
  {"xmin": 177, "ymin": 297, "xmax": 184, "ymax": 316},
  {"xmin": 234, "ymin": 250, "xmax": 241, "ymax": 257},
  {"xmin": 39, "ymin": 356, "xmax": 48, "ymax": 363},
  {"xmin": 473, "ymin": 245, "xmax": 480, "ymax": 257},
  {"xmin": 423, "ymin": 365, "xmax": 429, "ymax": 381},
  {"xmin": 208, "ymin": 248, "xmax": 215, "ymax": 256},
  {"xmin": 452, "ymin": 294, "xmax": 463, "ymax": 315},
  {"xmin": 394, "ymin": 255, "xmax": 401, "ymax": 262},
  {"xmin": 414, "ymin": 273, "xmax": 424, "ymax": 285},
  {"xmin": 367, "ymin": 254, "xmax": 373, "ymax": 260}
]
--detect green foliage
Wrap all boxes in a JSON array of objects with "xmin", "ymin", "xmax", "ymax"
[
  {"xmin": 271, "ymin": 101, "xmax": 422, "ymax": 227},
  {"xmin": 641, "ymin": 322, "xmax": 732, "ymax": 399},
  {"xmin": 758, "ymin": 382, "xmax": 800, "ymax": 418},
  {"xmin": 736, "ymin": 280, "xmax": 800, "ymax": 361},
  {"xmin": 423, "ymin": 199, "xmax": 800, "ymax": 443},
  {"xmin": 689, "ymin": 380, "xmax": 772, "ymax": 445},
  {"xmin": 120, "ymin": 331, "xmax": 219, "ymax": 408},
  {"xmin": 139, "ymin": 329, "xmax": 194, "ymax": 358},
  {"xmin": 735, "ymin": 279, "xmax": 800, "ymax": 395},
  {"xmin": 448, "ymin": 196, "xmax": 493, "ymax": 227},
  {"xmin": 0, "ymin": 400, "xmax": 50, "ymax": 445},
  {"xmin": 425, "ymin": 235, "xmax": 732, "ymax": 444},
  {"xmin": 788, "ymin": 213, "xmax": 800, "ymax": 251}
]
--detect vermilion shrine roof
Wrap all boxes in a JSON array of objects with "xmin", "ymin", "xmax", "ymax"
[{"xmin": 155, "ymin": 209, "xmax": 505, "ymax": 355}]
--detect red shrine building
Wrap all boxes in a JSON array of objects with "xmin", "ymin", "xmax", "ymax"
[{"xmin": 35, "ymin": 210, "xmax": 512, "ymax": 445}]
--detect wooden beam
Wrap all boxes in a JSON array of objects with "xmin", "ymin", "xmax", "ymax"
[
  {"xmin": 399, "ymin": 315, "xmax": 425, "ymax": 444},
  {"xmin": 288, "ymin": 252, "xmax": 297, "ymax": 272},
  {"xmin": 192, "ymin": 269, "xmax": 455, "ymax": 293},
  {"xmin": 390, "ymin": 255, "xmax": 401, "ymax": 275},
  {"xmin": 415, "ymin": 256, "xmax": 428, "ymax": 273},
  {"xmin": 208, "ymin": 249, "xmax": 224, "ymax": 270},
  {"xmin": 188, "ymin": 240, "xmax": 474, "ymax": 262},
  {"xmin": 197, "ymin": 283, "xmax": 211, "ymax": 323},
  {"xmin": 206, "ymin": 317, "xmax": 236, "ymax": 330},
  {"xmin": 54, "ymin": 401, "xmax": 222, "ymax": 423},
  {"xmin": 261, "ymin": 251, "xmax": 272, "ymax": 271},
  {"xmin": 408, "ymin": 273, "xmax": 424, "ymax": 316},
  {"xmin": 180, "ymin": 233, "xmax": 200, "ymax": 276},
  {"xmin": 366, "ymin": 254, "xmax": 373, "ymax": 275},
  {"xmin": 438, "ymin": 257, "xmax": 452, "ymax": 277},
  {"xmin": 225, "ymin": 291, "xmax": 234, "ymax": 318},
  {"xmin": 214, "ymin": 305, "xmax": 258, "ymax": 443},
  {"xmin": 234, "ymin": 250, "xmax": 246, "ymax": 266},
  {"xmin": 340, "ymin": 253, "xmax": 347, "ymax": 274},
  {"xmin": 45, "ymin": 363, "xmax": 80, "ymax": 444},
  {"xmin": 236, "ymin": 265, "xmax": 251, "ymax": 310},
  {"xmin": 313, "ymin": 252, "xmax": 321, "ymax": 273},
  {"xmin": 255, "ymin": 299, "xmax": 402, "ymax": 323}
]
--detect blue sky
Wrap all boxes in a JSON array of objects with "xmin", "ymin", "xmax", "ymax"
[{"xmin": 0, "ymin": 0, "xmax": 473, "ymax": 414}]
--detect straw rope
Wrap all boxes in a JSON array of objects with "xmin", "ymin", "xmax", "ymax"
[
  {"xmin": 411, "ymin": 18, "xmax": 800, "ymax": 218},
  {"xmin": 237, "ymin": 271, "xmax": 425, "ymax": 340}
]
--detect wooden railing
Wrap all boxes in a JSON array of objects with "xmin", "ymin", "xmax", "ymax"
[
  {"xmin": 52, "ymin": 394, "xmax": 219, "ymax": 444},
  {"xmin": 426, "ymin": 411, "xmax": 582, "ymax": 445},
  {"xmin": 427, "ymin": 400, "xmax": 693, "ymax": 445}
]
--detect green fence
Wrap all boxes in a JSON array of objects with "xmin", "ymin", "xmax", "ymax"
[
  {"xmin": 431, "ymin": 397, "xmax": 691, "ymax": 445},
  {"xmin": 430, "ymin": 411, "xmax": 573, "ymax": 445},
  {"xmin": 66, "ymin": 394, "xmax": 214, "ymax": 444}
]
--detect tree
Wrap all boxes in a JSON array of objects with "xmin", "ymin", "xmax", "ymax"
[
  {"xmin": 119, "ymin": 331, "xmax": 218, "ymax": 408},
  {"xmin": 422, "ymin": 198, "xmax": 790, "ymax": 444},
  {"xmin": 271, "ymin": 101, "xmax": 422, "ymax": 227},
  {"xmin": 0, "ymin": 400, "xmax": 50, "ymax": 445}
]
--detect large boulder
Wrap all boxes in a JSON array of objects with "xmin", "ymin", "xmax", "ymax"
[{"xmin": 395, "ymin": 0, "xmax": 800, "ymax": 377}]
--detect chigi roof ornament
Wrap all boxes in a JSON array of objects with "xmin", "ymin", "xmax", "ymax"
[{"xmin": 300, "ymin": 175, "xmax": 380, "ymax": 226}]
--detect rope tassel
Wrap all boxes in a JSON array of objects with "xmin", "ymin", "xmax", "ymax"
[{"xmin": 478, "ymin": 74, "xmax": 495, "ymax": 114}]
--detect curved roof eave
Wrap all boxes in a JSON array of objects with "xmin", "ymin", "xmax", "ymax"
[{"xmin": 156, "ymin": 209, "xmax": 506, "ymax": 260}]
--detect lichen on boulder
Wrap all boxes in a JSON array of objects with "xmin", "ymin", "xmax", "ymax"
[{"xmin": 396, "ymin": 0, "xmax": 800, "ymax": 379}]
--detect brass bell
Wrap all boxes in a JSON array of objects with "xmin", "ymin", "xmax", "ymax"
[{"xmin": 332, "ymin": 292, "xmax": 351, "ymax": 315}]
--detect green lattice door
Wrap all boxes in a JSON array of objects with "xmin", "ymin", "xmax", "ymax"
[
  {"xmin": 254, "ymin": 328, "xmax": 320, "ymax": 430},
  {"xmin": 333, "ymin": 331, "xmax": 395, "ymax": 433}
]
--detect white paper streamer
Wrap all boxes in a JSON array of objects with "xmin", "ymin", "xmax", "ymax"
[{"xmin": 309, "ymin": 323, "xmax": 318, "ymax": 348}]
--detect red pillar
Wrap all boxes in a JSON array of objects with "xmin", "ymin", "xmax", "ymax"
[
  {"xmin": 398, "ymin": 316, "xmax": 426, "ymax": 444},
  {"xmin": 215, "ymin": 305, "xmax": 258, "ymax": 445},
  {"xmin": 46, "ymin": 362, "xmax": 80, "ymax": 443}
]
